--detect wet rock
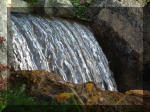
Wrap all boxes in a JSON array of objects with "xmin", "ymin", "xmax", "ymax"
[
  {"xmin": 91, "ymin": 7, "xmax": 143, "ymax": 92},
  {"xmin": 9, "ymin": 70, "xmax": 149, "ymax": 106},
  {"xmin": 44, "ymin": 0, "xmax": 73, "ymax": 17},
  {"xmin": 87, "ymin": 0, "xmax": 145, "ymax": 92}
]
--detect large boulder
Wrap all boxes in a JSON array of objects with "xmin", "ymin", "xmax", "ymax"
[
  {"xmin": 89, "ymin": 0, "xmax": 144, "ymax": 92},
  {"xmin": 44, "ymin": 0, "xmax": 73, "ymax": 17}
]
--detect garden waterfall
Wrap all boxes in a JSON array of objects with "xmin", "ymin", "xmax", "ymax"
[{"xmin": 11, "ymin": 14, "xmax": 117, "ymax": 91}]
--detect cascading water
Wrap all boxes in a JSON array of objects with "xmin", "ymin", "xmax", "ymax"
[{"xmin": 11, "ymin": 14, "xmax": 117, "ymax": 91}]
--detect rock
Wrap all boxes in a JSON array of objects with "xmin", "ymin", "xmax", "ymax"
[
  {"xmin": 11, "ymin": 0, "xmax": 73, "ymax": 17},
  {"xmin": 143, "ymin": 3, "xmax": 150, "ymax": 90},
  {"xmin": 9, "ymin": 70, "xmax": 71, "ymax": 97},
  {"xmin": 0, "ymin": 0, "xmax": 8, "ymax": 80},
  {"xmin": 9, "ymin": 70, "xmax": 150, "ymax": 106},
  {"xmin": 91, "ymin": 7, "xmax": 143, "ymax": 92},
  {"xmin": 87, "ymin": 0, "xmax": 145, "ymax": 92},
  {"xmin": 11, "ymin": 0, "xmax": 31, "ymax": 13},
  {"xmin": 44, "ymin": 0, "xmax": 73, "ymax": 17},
  {"xmin": 90, "ymin": 0, "xmax": 146, "ymax": 7},
  {"xmin": 87, "ymin": 0, "xmax": 146, "ymax": 21},
  {"xmin": 143, "ymin": 3, "xmax": 150, "ymax": 64}
]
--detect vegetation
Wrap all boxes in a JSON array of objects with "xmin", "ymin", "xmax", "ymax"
[
  {"xmin": 0, "ymin": 82, "xmax": 116, "ymax": 111},
  {"xmin": 70, "ymin": 0, "xmax": 92, "ymax": 21},
  {"xmin": 146, "ymin": 0, "xmax": 150, "ymax": 3},
  {"xmin": 0, "ymin": 82, "xmax": 145, "ymax": 112},
  {"xmin": 0, "ymin": 84, "xmax": 83, "ymax": 112},
  {"xmin": 0, "ymin": 84, "xmax": 36, "ymax": 111}
]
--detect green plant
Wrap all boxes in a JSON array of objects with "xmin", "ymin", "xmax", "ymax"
[
  {"xmin": 1, "ymin": 84, "xmax": 37, "ymax": 106},
  {"xmin": 0, "ymin": 84, "xmax": 38, "ymax": 112},
  {"xmin": 70, "ymin": 0, "xmax": 92, "ymax": 21},
  {"xmin": 0, "ymin": 84, "xmax": 83, "ymax": 112},
  {"xmin": 146, "ymin": 0, "xmax": 150, "ymax": 3}
]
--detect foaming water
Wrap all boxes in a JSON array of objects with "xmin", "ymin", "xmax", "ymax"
[{"xmin": 11, "ymin": 14, "xmax": 117, "ymax": 91}]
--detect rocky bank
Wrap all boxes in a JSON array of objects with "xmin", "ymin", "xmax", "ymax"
[{"xmin": 9, "ymin": 70, "xmax": 150, "ymax": 106}]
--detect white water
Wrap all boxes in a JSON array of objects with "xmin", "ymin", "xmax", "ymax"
[{"xmin": 11, "ymin": 14, "xmax": 117, "ymax": 91}]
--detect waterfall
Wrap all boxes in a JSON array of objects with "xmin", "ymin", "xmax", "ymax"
[{"xmin": 11, "ymin": 14, "xmax": 117, "ymax": 91}]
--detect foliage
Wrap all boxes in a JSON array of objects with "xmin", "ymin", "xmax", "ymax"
[
  {"xmin": 0, "ymin": 84, "xmax": 83, "ymax": 112},
  {"xmin": 146, "ymin": 0, "xmax": 150, "ymax": 3},
  {"xmin": 0, "ymin": 82, "xmax": 141, "ymax": 111},
  {"xmin": 0, "ymin": 63, "xmax": 8, "ymax": 91},
  {"xmin": 0, "ymin": 84, "xmax": 37, "ymax": 112},
  {"xmin": 70, "ymin": 0, "xmax": 92, "ymax": 21},
  {"xmin": 0, "ymin": 84, "xmax": 36, "ymax": 105}
]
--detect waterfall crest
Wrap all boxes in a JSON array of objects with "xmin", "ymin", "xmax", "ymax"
[{"xmin": 11, "ymin": 14, "xmax": 117, "ymax": 91}]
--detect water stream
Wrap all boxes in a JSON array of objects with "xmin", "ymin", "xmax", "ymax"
[{"xmin": 11, "ymin": 14, "xmax": 117, "ymax": 91}]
